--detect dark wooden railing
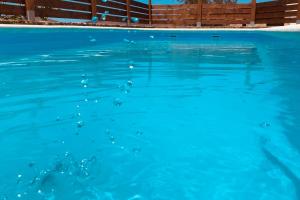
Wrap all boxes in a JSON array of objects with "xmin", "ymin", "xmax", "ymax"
[
  {"xmin": 0, "ymin": 0, "xmax": 150, "ymax": 25},
  {"xmin": 0, "ymin": 0, "xmax": 299, "ymax": 27}
]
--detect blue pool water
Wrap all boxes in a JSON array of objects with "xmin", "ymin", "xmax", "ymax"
[{"xmin": 0, "ymin": 28, "xmax": 300, "ymax": 200}]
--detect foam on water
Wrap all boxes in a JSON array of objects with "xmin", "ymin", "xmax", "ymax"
[{"xmin": 0, "ymin": 29, "xmax": 300, "ymax": 199}]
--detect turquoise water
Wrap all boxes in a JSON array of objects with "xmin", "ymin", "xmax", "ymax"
[{"xmin": 0, "ymin": 28, "xmax": 300, "ymax": 200}]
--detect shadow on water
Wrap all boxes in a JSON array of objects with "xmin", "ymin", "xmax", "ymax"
[
  {"xmin": 270, "ymin": 33, "xmax": 300, "ymax": 156},
  {"xmin": 262, "ymin": 147, "xmax": 300, "ymax": 200},
  {"xmin": 264, "ymin": 32, "xmax": 300, "ymax": 200}
]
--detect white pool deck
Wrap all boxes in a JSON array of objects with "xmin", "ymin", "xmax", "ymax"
[{"xmin": 1, "ymin": 23, "xmax": 300, "ymax": 32}]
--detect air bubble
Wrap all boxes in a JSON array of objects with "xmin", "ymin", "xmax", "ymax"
[
  {"xmin": 17, "ymin": 194, "xmax": 22, "ymax": 198},
  {"xmin": 150, "ymin": 35, "xmax": 154, "ymax": 39},
  {"xmin": 127, "ymin": 80, "xmax": 133, "ymax": 87},
  {"xmin": 119, "ymin": 84, "xmax": 130, "ymax": 94},
  {"xmin": 136, "ymin": 130, "xmax": 143, "ymax": 136},
  {"xmin": 128, "ymin": 194, "xmax": 142, "ymax": 200},
  {"xmin": 129, "ymin": 65, "xmax": 134, "ymax": 70},
  {"xmin": 16, "ymin": 174, "xmax": 22, "ymax": 184},
  {"xmin": 260, "ymin": 122, "xmax": 271, "ymax": 128},
  {"xmin": 77, "ymin": 121, "xmax": 84, "ymax": 128},
  {"xmin": 113, "ymin": 98, "xmax": 122, "ymax": 107},
  {"xmin": 132, "ymin": 147, "xmax": 141, "ymax": 153}
]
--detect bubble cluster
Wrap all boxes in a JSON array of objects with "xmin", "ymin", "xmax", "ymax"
[
  {"xmin": 14, "ymin": 153, "xmax": 99, "ymax": 199},
  {"xmin": 81, "ymin": 79, "xmax": 88, "ymax": 88},
  {"xmin": 106, "ymin": 129, "xmax": 117, "ymax": 145}
]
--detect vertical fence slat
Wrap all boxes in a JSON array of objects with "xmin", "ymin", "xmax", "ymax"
[
  {"xmin": 250, "ymin": 0, "xmax": 256, "ymax": 26},
  {"xmin": 91, "ymin": 0, "xmax": 97, "ymax": 18},
  {"xmin": 25, "ymin": 0, "xmax": 35, "ymax": 21},
  {"xmin": 148, "ymin": 0, "xmax": 152, "ymax": 26},
  {"xmin": 197, "ymin": 0, "xmax": 203, "ymax": 27},
  {"xmin": 297, "ymin": 0, "xmax": 300, "ymax": 23},
  {"xmin": 126, "ymin": 0, "xmax": 131, "ymax": 26}
]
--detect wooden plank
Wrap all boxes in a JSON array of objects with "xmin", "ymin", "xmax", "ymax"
[
  {"xmin": 152, "ymin": 8, "xmax": 197, "ymax": 15},
  {"xmin": 0, "ymin": 0, "xmax": 24, "ymax": 3},
  {"xmin": 298, "ymin": 0, "xmax": 300, "ymax": 22},
  {"xmin": 284, "ymin": 17, "xmax": 297, "ymax": 22},
  {"xmin": 97, "ymin": 1, "xmax": 127, "ymax": 11},
  {"xmin": 114, "ymin": 0, "xmax": 148, "ymax": 9},
  {"xmin": 202, "ymin": 19, "xmax": 250, "ymax": 24},
  {"xmin": 256, "ymin": 6, "xmax": 284, "ymax": 13},
  {"xmin": 126, "ymin": 0, "xmax": 131, "ymax": 25},
  {"xmin": 285, "ymin": 10, "xmax": 298, "ymax": 17},
  {"xmin": 256, "ymin": 11, "xmax": 284, "ymax": 19},
  {"xmin": 36, "ymin": 8, "xmax": 91, "ymax": 19},
  {"xmin": 152, "ymin": 19, "xmax": 196, "ymax": 25},
  {"xmin": 202, "ymin": 13, "xmax": 251, "ymax": 19},
  {"xmin": 97, "ymin": 6, "xmax": 126, "ymax": 16},
  {"xmin": 130, "ymin": 5, "xmax": 149, "ymax": 14},
  {"xmin": 197, "ymin": 0, "xmax": 203, "ymax": 26},
  {"xmin": 285, "ymin": 4, "xmax": 298, "ymax": 10},
  {"xmin": 202, "ymin": 8, "xmax": 251, "ymax": 14},
  {"xmin": 70, "ymin": 0, "xmax": 91, "ymax": 4},
  {"xmin": 130, "ymin": 11, "xmax": 149, "ymax": 19},
  {"xmin": 202, "ymin": 4, "xmax": 252, "ymax": 9},
  {"xmin": 255, "ymin": 17, "xmax": 285, "ymax": 24},
  {"xmin": 148, "ymin": 0, "xmax": 152, "ymax": 25},
  {"xmin": 251, "ymin": 0, "xmax": 256, "ymax": 23},
  {"xmin": 25, "ymin": 0, "xmax": 35, "ymax": 20},
  {"xmin": 35, "ymin": 0, "xmax": 91, "ymax": 12},
  {"xmin": 0, "ymin": 3, "xmax": 25, "ymax": 15},
  {"xmin": 91, "ymin": 0, "xmax": 97, "ymax": 17},
  {"xmin": 153, "ymin": 4, "xmax": 196, "ymax": 10},
  {"xmin": 282, "ymin": 0, "xmax": 298, "ymax": 4}
]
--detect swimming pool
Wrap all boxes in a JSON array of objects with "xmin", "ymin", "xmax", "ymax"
[{"xmin": 0, "ymin": 28, "xmax": 300, "ymax": 200}]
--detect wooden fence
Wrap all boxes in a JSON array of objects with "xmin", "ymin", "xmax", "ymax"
[
  {"xmin": 0, "ymin": 0, "xmax": 300, "ymax": 27},
  {"xmin": 0, "ymin": 0, "xmax": 150, "ymax": 26},
  {"xmin": 152, "ymin": 3, "xmax": 254, "ymax": 27},
  {"xmin": 152, "ymin": 0, "xmax": 300, "ymax": 27}
]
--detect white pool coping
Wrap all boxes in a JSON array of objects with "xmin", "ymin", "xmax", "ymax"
[{"xmin": 0, "ymin": 23, "xmax": 300, "ymax": 32}]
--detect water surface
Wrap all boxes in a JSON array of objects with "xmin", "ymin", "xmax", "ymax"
[{"xmin": 0, "ymin": 28, "xmax": 300, "ymax": 200}]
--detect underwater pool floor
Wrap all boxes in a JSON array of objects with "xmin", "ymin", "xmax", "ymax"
[{"xmin": 0, "ymin": 28, "xmax": 300, "ymax": 200}]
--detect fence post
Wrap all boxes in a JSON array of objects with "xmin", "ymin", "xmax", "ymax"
[
  {"xmin": 297, "ymin": 0, "xmax": 300, "ymax": 24},
  {"xmin": 25, "ymin": 0, "xmax": 35, "ymax": 21},
  {"xmin": 126, "ymin": 0, "xmax": 131, "ymax": 26},
  {"xmin": 148, "ymin": 0, "xmax": 152, "ymax": 26},
  {"xmin": 91, "ymin": 0, "xmax": 97, "ymax": 18},
  {"xmin": 250, "ymin": 0, "xmax": 256, "ymax": 26},
  {"xmin": 196, "ymin": 0, "xmax": 203, "ymax": 27}
]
